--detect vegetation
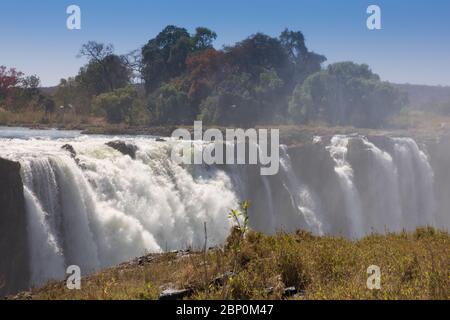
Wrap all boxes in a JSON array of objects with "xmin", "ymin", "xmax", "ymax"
[
  {"xmin": 1, "ymin": 25, "xmax": 409, "ymax": 129},
  {"xmin": 18, "ymin": 226, "xmax": 448, "ymax": 300},
  {"xmin": 0, "ymin": 66, "xmax": 55, "ymax": 119},
  {"xmin": 92, "ymin": 86, "xmax": 142, "ymax": 124},
  {"xmin": 289, "ymin": 62, "xmax": 407, "ymax": 127}
]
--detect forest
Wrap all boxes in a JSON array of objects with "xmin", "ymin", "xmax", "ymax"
[{"xmin": 0, "ymin": 26, "xmax": 407, "ymax": 129}]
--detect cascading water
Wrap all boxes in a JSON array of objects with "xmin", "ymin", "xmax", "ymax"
[
  {"xmin": 392, "ymin": 138, "xmax": 436, "ymax": 229},
  {"xmin": 278, "ymin": 145, "xmax": 324, "ymax": 235},
  {"xmin": 23, "ymin": 186, "xmax": 65, "ymax": 286},
  {"xmin": 0, "ymin": 137, "xmax": 239, "ymax": 288},
  {"xmin": 0, "ymin": 132, "xmax": 446, "ymax": 290},
  {"xmin": 359, "ymin": 138, "xmax": 403, "ymax": 233},
  {"xmin": 326, "ymin": 135, "xmax": 364, "ymax": 238}
]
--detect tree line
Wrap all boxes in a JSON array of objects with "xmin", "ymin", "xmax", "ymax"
[{"xmin": 0, "ymin": 26, "xmax": 406, "ymax": 128}]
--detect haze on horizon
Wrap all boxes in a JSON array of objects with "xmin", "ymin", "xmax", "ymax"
[{"xmin": 1, "ymin": 0, "xmax": 449, "ymax": 87}]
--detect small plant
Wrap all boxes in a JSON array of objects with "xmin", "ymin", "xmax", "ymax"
[
  {"xmin": 228, "ymin": 200, "xmax": 250, "ymax": 240},
  {"xmin": 226, "ymin": 201, "xmax": 251, "ymax": 274}
]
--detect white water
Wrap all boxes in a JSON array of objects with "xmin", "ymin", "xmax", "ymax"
[
  {"xmin": 360, "ymin": 138, "xmax": 403, "ymax": 233},
  {"xmin": 393, "ymin": 138, "xmax": 436, "ymax": 229},
  {"xmin": 325, "ymin": 135, "xmax": 437, "ymax": 237},
  {"xmin": 279, "ymin": 145, "xmax": 324, "ymax": 235},
  {"xmin": 0, "ymin": 131, "xmax": 444, "ymax": 287},
  {"xmin": 0, "ymin": 136, "xmax": 239, "ymax": 287},
  {"xmin": 327, "ymin": 136, "xmax": 364, "ymax": 238}
]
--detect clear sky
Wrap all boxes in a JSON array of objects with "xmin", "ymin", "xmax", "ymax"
[{"xmin": 1, "ymin": 0, "xmax": 449, "ymax": 87}]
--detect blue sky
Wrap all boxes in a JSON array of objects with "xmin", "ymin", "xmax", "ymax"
[{"xmin": 1, "ymin": 0, "xmax": 449, "ymax": 86}]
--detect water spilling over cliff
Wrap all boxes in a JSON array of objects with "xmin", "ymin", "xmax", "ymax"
[{"xmin": 0, "ymin": 132, "xmax": 448, "ymax": 295}]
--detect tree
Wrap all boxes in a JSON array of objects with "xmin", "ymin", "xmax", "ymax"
[
  {"xmin": 185, "ymin": 48, "xmax": 226, "ymax": 104},
  {"xmin": 92, "ymin": 86, "xmax": 138, "ymax": 124},
  {"xmin": 224, "ymin": 33, "xmax": 291, "ymax": 82},
  {"xmin": 0, "ymin": 66, "xmax": 23, "ymax": 102},
  {"xmin": 147, "ymin": 83, "xmax": 194, "ymax": 124},
  {"xmin": 141, "ymin": 26, "xmax": 191, "ymax": 92},
  {"xmin": 198, "ymin": 72, "xmax": 259, "ymax": 126},
  {"xmin": 198, "ymin": 68, "xmax": 285, "ymax": 125},
  {"xmin": 0, "ymin": 67, "xmax": 49, "ymax": 113},
  {"xmin": 192, "ymin": 27, "xmax": 217, "ymax": 51},
  {"xmin": 20, "ymin": 75, "xmax": 41, "ymax": 98},
  {"xmin": 79, "ymin": 41, "xmax": 114, "ymax": 63},
  {"xmin": 280, "ymin": 29, "xmax": 326, "ymax": 85},
  {"xmin": 123, "ymin": 49, "xmax": 143, "ymax": 83},
  {"xmin": 289, "ymin": 62, "xmax": 406, "ymax": 128},
  {"xmin": 141, "ymin": 25, "xmax": 217, "ymax": 92},
  {"xmin": 78, "ymin": 41, "xmax": 131, "ymax": 93}
]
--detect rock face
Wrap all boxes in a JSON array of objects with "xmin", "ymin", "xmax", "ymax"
[
  {"xmin": 0, "ymin": 158, "xmax": 29, "ymax": 297},
  {"xmin": 106, "ymin": 141, "xmax": 138, "ymax": 159}
]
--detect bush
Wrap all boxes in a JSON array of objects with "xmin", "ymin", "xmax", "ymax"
[
  {"xmin": 289, "ymin": 62, "xmax": 406, "ymax": 128},
  {"xmin": 278, "ymin": 245, "xmax": 311, "ymax": 290},
  {"xmin": 92, "ymin": 86, "xmax": 138, "ymax": 124},
  {"xmin": 148, "ymin": 83, "xmax": 196, "ymax": 124}
]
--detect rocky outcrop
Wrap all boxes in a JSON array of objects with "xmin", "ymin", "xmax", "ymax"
[
  {"xmin": 106, "ymin": 141, "xmax": 138, "ymax": 159},
  {"xmin": 61, "ymin": 144, "xmax": 80, "ymax": 165},
  {"xmin": 61, "ymin": 144, "xmax": 77, "ymax": 158},
  {"xmin": 0, "ymin": 158, "xmax": 29, "ymax": 297}
]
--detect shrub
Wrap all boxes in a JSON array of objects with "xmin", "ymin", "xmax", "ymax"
[{"xmin": 92, "ymin": 86, "xmax": 137, "ymax": 124}]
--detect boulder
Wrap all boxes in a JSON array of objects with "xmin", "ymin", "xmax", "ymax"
[
  {"xmin": 106, "ymin": 141, "xmax": 138, "ymax": 159},
  {"xmin": 61, "ymin": 144, "xmax": 76, "ymax": 158}
]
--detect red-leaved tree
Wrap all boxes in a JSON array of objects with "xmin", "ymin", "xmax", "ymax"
[{"xmin": 0, "ymin": 66, "xmax": 24, "ymax": 102}]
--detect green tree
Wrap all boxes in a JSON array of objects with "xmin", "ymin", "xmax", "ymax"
[
  {"xmin": 147, "ymin": 83, "xmax": 194, "ymax": 124},
  {"xmin": 141, "ymin": 25, "xmax": 191, "ymax": 92},
  {"xmin": 279, "ymin": 29, "xmax": 326, "ymax": 85},
  {"xmin": 289, "ymin": 62, "xmax": 406, "ymax": 127},
  {"xmin": 78, "ymin": 41, "xmax": 132, "ymax": 94},
  {"xmin": 92, "ymin": 86, "xmax": 138, "ymax": 124},
  {"xmin": 192, "ymin": 27, "xmax": 217, "ymax": 51},
  {"xmin": 224, "ymin": 33, "xmax": 291, "ymax": 82}
]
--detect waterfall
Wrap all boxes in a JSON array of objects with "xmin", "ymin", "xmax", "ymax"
[
  {"xmin": 23, "ymin": 186, "xmax": 65, "ymax": 286},
  {"xmin": 0, "ymin": 137, "xmax": 238, "ymax": 287},
  {"xmin": 392, "ymin": 138, "xmax": 436, "ymax": 229},
  {"xmin": 279, "ymin": 145, "xmax": 323, "ymax": 235},
  {"xmin": 360, "ymin": 138, "xmax": 403, "ymax": 233},
  {"xmin": 0, "ymin": 132, "xmax": 445, "ymax": 290},
  {"xmin": 326, "ymin": 136, "xmax": 364, "ymax": 238}
]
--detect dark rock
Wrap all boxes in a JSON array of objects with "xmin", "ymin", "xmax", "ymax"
[
  {"xmin": 159, "ymin": 288, "xmax": 193, "ymax": 300},
  {"xmin": 61, "ymin": 144, "xmax": 76, "ymax": 158},
  {"xmin": 106, "ymin": 141, "xmax": 138, "ymax": 159},
  {"xmin": 156, "ymin": 138, "xmax": 166, "ymax": 142},
  {"xmin": 0, "ymin": 158, "xmax": 30, "ymax": 297},
  {"xmin": 282, "ymin": 286, "xmax": 298, "ymax": 297},
  {"xmin": 61, "ymin": 144, "xmax": 81, "ymax": 165}
]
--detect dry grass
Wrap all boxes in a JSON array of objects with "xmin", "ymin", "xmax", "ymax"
[
  {"xmin": 0, "ymin": 108, "xmax": 104, "ymax": 130},
  {"xmin": 21, "ymin": 227, "xmax": 449, "ymax": 300}
]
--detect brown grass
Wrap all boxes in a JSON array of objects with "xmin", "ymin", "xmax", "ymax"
[{"xmin": 18, "ymin": 227, "xmax": 448, "ymax": 301}]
